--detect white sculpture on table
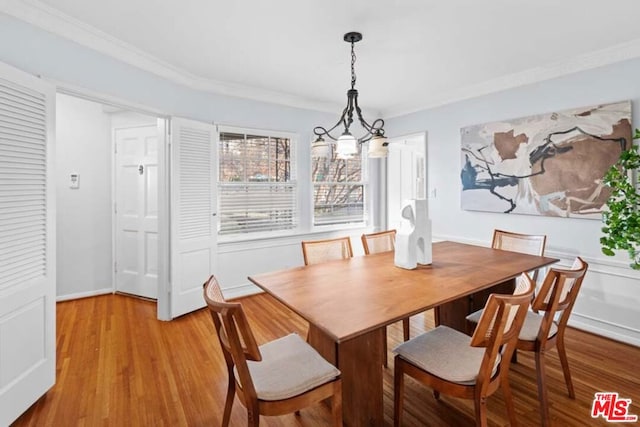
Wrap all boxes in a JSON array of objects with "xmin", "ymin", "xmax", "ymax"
[{"xmin": 394, "ymin": 199, "xmax": 432, "ymax": 270}]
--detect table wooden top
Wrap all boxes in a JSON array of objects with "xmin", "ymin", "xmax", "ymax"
[{"xmin": 248, "ymin": 241, "xmax": 558, "ymax": 342}]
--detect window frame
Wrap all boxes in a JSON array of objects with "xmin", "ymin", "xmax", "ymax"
[
  {"xmin": 311, "ymin": 145, "xmax": 369, "ymax": 230},
  {"xmin": 217, "ymin": 125, "xmax": 299, "ymax": 241}
]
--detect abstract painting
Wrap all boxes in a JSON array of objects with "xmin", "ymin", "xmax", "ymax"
[{"xmin": 460, "ymin": 101, "xmax": 632, "ymax": 218}]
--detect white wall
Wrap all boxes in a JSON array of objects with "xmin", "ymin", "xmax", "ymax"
[
  {"xmin": 0, "ymin": 14, "xmax": 382, "ymax": 300},
  {"xmin": 387, "ymin": 59, "xmax": 640, "ymax": 346},
  {"xmin": 55, "ymin": 94, "xmax": 113, "ymax": 298}
]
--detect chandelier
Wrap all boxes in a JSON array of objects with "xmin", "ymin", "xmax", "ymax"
[{"xmin": 312, "ymin": 32, "xmax": 388, "ymax": 159}]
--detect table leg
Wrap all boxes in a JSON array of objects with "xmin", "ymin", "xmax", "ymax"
[{"xmin": 308, "ymin": 325, "xmax": 384, "ymax": 426}]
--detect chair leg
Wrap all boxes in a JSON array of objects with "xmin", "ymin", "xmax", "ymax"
[
  {"xmin": 222, "ymin": 372, "xmax": 235, "ymax": 427},
  {"xmin": 383, "ymin": 326, "xmax": 388, "ymax": 368},
  {"xmin": 535, "ymin": 351, "xmax": 551, "ymax": 427},
  {"xmin": 394, "ymin": 357, "xmax": 405, "ymax": 427},
  {"xmin": 556, "ymin": 335, "xmax": 575, "ymax": 398},
  {"xmin": 332, "ymin": 381, "xmax": 343, "ymax": 427},
  {"xmin": 474, "ymin": 395, "xmax": 488, "ymax": 427},
  {"xmin": 247, "ymin": 403, "xmax": 260, "ymax": 427},
  {"xmin": 403, "ymin": 317, "xmax": 410, "ymax": 341},
  {"xmin": 501, "ymin": 370, "xmax": 518, "ymax": 427}
]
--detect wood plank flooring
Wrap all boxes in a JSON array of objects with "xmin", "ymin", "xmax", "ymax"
[{"xmin": 12, "ymin": 293, "xmax": 640, "ymax": 426}]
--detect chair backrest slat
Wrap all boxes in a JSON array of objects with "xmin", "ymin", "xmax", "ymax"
[
  {"xmin": 361, "ymin": 229, "xmax": 396, "ymax": 255},
  {"xmin": 492, "ymin": 229, "xmax": 547, "ymax": 282},
  {"xmin": 492, "ymin": 229, "xmax": 547, "ymax": 256},
  {"xmin": 301, "ymin": 236, "xmax": 353, "ymax": 265}
]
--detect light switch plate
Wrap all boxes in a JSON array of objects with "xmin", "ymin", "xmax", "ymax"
[{"xmin": 70, "ymin": 173, "xmax": 79, "ymax": 189}]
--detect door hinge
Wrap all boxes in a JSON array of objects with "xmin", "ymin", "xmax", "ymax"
[
  {"xmin": 114, "ymin": 203, "xmax": 117, "ymax": 214},
  {"xmin": 114, "ymin": 261, "xmax": 118, "ymax": 273}
]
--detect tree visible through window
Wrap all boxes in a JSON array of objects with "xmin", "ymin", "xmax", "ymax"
[
  {"xmin": 218, "ymin": 131, "xmax": 296, "ymax": 235},
  {"xmin": 312, "ymin": 150, "xmax": 366, "ymax": 226}
]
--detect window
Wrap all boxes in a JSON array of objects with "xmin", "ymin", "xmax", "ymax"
[
  {"xmin": 218, "ymin": 129, "xmax": 296, "ymax": 235},
  {"xmin": 312, "ymin": 149, "xmax": 367, "ymax": 226}
]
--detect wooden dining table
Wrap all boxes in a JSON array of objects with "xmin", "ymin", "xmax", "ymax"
[{"xmin": 248, "ymin": 240, "xmax": 558, "ymax": 426}]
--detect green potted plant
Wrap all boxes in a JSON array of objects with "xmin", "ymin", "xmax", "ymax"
[{"xmin": 601, "ymin": 128, "xmax": 640, "ymax": 269}]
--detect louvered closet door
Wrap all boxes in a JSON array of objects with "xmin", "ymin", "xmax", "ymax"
[
  {"xmin": 0, "ymin": 62, "xmax": 55, "ymax": 425},
  {"xmin": 169, "ymin": 118, "xmax": 217, "ymax": 318}
]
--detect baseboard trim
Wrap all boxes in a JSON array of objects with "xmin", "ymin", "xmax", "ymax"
[
  {"xmin": 570, "ymin": 313, "xmax": 640, "ymax": 347},
  {"xmin": 222, "ymin": 283, "xmax": 263, "ymax": 301},
  {"xmin": 57, "ymin": 288, "xmax": 113, "ymax": 302}
]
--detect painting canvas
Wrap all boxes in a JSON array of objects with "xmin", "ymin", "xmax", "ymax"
[{"xmin": 460, "ymin": 101, "xmax": 632, "ymax": 219}]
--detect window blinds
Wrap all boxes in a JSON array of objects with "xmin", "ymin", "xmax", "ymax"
[{"xmin": 218, "ymin": 131, "xmax": 296, "ymax": 235}]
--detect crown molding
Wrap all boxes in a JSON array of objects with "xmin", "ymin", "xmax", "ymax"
[
  {"xmin": 385, "ymin": 38, "xmax": 640, "ymax": 118},
  {"xmin": 0, "ymin": 0, "xmax": 342, "ymax": 113},
  {"xmin": 4, "ymin": 0, "xmax": 640, "ymax": 118}
]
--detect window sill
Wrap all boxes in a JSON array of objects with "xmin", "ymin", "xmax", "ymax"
[{"xmin": 217, "ymin": 223, "xmax": 370, "ymax": 252}]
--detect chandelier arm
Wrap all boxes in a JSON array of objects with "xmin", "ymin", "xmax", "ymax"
[
  {"xmin": 313, "ymin": 103, "xmax": 352, "ymax": 140},
  {"xmin": 313, "ymin": 126, "xmax": 336, "ymax": 141},
  {"xmin": 354, "ymin": 105, "xmax": 375, "ymax": 133},
  {"xmin": 352, "ymin": 95, "xmax": 385, "ymax": 140},
  {"xmin": 354, "ymin": 120, "xmax": 386, "ymax": 143}
]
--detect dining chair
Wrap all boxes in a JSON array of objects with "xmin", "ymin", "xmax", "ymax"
[
  {"xmin": 203, "ymin": 275, "xmax": 343, "ymax": 427},
  {"xmin": 515, "ymin": 257, "xmax": 588, "ymax": 426},
  {"xmin": 361, "ymin": 229, "xmax": 396, "ymax": 255},
  {"xmin": 301, "ymin": 236, "xmax": 353, "ymax": 266},
  {"xmin": 465, "ymin": 229, "xmax": 547, "ymax": 336},
  {"xmin": 361, "ymin": 229, "xmax": 407, "ymax": 367},
  {"xmin": 492, "ymin": 229, "xmax": 547, "ymax": 281},
  {"xmin": 394, "ymin": 273, "xmax": 535, "ymax": 427}
]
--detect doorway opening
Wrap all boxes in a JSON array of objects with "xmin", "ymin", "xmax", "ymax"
[
  {"xmin": 55, "ymin": 93, "xmax": 164, "ymax": 305},
  {"xmin": 386, "ymin": 132, "xmax": 427, "ymax": 230}
]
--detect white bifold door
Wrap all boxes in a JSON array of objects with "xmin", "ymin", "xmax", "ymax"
[
  {"xmin": 169, "ymin": 117, "xmax": 217, "ymax": 318},
  {"xmin": 0, "ymin": 62, "xmax": 56, "ymax": 425}
]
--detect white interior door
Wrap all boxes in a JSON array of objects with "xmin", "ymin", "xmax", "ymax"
[
  {"xmin": 170, "ymin": 117, "xmax": 217, "ymax": 318},
  {"xmin": 115, "ymin": 125, "xmax": 158, "ymax": 299},
  {"xmin": 0, "ymin": 62, "xmax": 56, "ymax": 425},
  {"xmin": 387, "ymin": 133, "xmax": 427, "ymax": 229}
]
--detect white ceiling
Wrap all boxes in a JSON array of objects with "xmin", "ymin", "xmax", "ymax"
[{"xmin": 9, "ymin": 0, "xmax": 640, "ymax": 116}]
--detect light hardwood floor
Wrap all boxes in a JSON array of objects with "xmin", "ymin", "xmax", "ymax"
[{"xmin": 12, "ymin": 293, "xmax": 640, "ymax": 426}]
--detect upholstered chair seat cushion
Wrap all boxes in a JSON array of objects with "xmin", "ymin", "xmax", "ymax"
[
  {"xmin": 393, "ymin": 326, "xmax": 500, "ymax": 385},
  {"xmin": 235, "ymin": 333, "xmax": 340, "ymax": 401},
  {"xmin": 466, "ymin": 309, "xmax": 483, "ymax": 325},
  {"xmin": 467, "ymin": 309, "xmax": 558, "ymax": 341},
  {"xmin": 518, "ymin": 311, "xmax": 558, "ymax": 341}
]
